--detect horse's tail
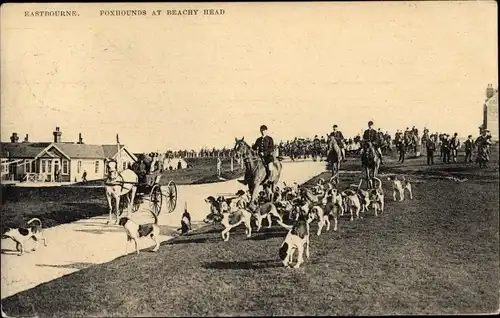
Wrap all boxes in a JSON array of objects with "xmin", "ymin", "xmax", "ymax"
[{"xmin": 356, "ymin": 178, "xmax": 363, "ymax": 193}]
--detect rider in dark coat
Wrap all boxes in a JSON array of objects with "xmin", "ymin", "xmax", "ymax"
[
  {"xmin": 330, "ymin": 125, "xmax": 346, "ymax": 161},
  {"xmin": 252, "ymin": 125, "xmax": 274, "ymax": 184},
  {"xmin": 361, "ymin": 121, "xmax": 384, "ymax": 164},
  {"xmin": 238, "ymin": 125, "xmax": 275, "ymax": 185}
]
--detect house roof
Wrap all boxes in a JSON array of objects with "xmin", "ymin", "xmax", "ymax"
[
  {"xmin": 102, "ymin": 145, "xmax": 125, "ymax": 159},
  {"xmin": 1, "ymin": 142, "xmax": 135, "ymax": 160},
  {"xmin": 54, "ymin": 143, "xmax": 105, "ymax": 159},
  {"xmin": 0, "ymin": 142, "xmax": 51, "ymax": 158}
]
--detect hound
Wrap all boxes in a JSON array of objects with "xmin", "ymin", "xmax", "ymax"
[
  {"xmin": 204, "ymin": 196, "xmax": 222, "ymax": 224},
  {"xmin": 387, "ymin": 175, "xmax": 413, "ymax": 202},
  {"xmin": 248, "ymin": 202, "xmax": 283, "ymax": 232},
  {"xmin": 276, "ymin": 215, "xmax": 311, "ymax": 269},
  {"xmin": 307, "ymin": 205, "xmax": 331, "ymax": 236},
  {"xmin": 220, "ymin": 208, "xmax": 253, "ymax": 242},
  {"xmin": 368, "ymin": 177, "xmax": 385, "ymax": 217},
  {"xmin": 2, "ymin": 218, "xmax": 47, "ymax": 256},
  {"xmin": 119, "ymin": 210, "xmax": 160, "ymax": 255},
  {"xmin": 341, "ymin": 189, "xmax": 362, "ymax": 221}
]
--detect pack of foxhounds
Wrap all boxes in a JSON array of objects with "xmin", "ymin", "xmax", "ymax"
[
  {"xmin": 202, "ymin": 174, "xmax": 414, "ymax": 269},
  {"xmin": 1, "ymin": 174, "xmax": 413, "ymax": 270}
]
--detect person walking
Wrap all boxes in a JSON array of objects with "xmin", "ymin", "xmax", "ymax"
[{"xmin": 82, "ymin": 170, "xmax": 87, "ymax": 183}]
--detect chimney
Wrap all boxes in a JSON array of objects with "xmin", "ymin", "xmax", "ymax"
[
  {"xmin": 77, "ymin": 133, "xmax": 84, "ymax": 144},
  {"xmin": 22, "ymin": 134, "xmax": 29, "ymax": 143},
  {"xmin": 53, "ymin": 127, "xmax": 62, "ymax": 143},
  {"xmin": 486, "ymin": 83, "xmax": 495, "ymax": 99},
  {"xmin": 10, "ymin": 133, "xmax": 19, "ymax": 143}
]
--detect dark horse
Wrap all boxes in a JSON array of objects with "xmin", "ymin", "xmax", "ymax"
[
  {"xmin": 361, "ymin": 142, "xmax": 380, "ymax": 189},
  {"xmin": 327, "ymin": 135, "xmax": 341, "ymax": 184},
  {"xmin": 233, "ymin": 137, "xmax": 282, "ymax": 205}
]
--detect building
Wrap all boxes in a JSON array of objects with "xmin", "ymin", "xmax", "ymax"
[
  {"xmin": 480, "ymin": 84, "xmax": 498, "ymax": 141},
  {"xmin": 163, "ymin": 157, "xmax": 188, "ymax": 170},
  {"xmin": 0, "ymin": 127, "xmax": 137, "ymax": 182}
]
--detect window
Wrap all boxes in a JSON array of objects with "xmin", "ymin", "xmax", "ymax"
[
  {"xmin": 31, "ymin": 161, "xmax": 36, "ymax": 173},
  {"xmin": 25, "ymin": 160, "xmax": 31, "ymax": 173},
  {"xmin": 123, "ymin": 162, "xmax": 127, "ymax": 171},
  {"xmin": 95, "ymin": 161, "xmax": 99, "ymax": 174},
  {"xmin": 77, "ymin": 161, "xmax": 82, "ymax": 174},
  {"xmin": 62, "ymin": 160, "xmax": 69, "ymax": 175},
  {"xmin": 41, "ymin": 160, "xmax": 46, "ymax": 173},
  {"xmin": 47, "ymin": 161, "xmax": 52, "ymax": 174}
]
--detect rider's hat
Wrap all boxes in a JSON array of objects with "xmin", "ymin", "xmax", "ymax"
[
  {"xmin": 368, "ymin": 121, "xmax": 374, "ymax": 126},
  {"xmin": 468, "ymin": 135, "xmax": 472, "ymax": 138},
  {"xmin": 333, "ymin": 124, "xmax": 338, "ymax": 128},
  {"xmin": 260, "ymin": 125, "xmax": 268, "ymax": 131}
]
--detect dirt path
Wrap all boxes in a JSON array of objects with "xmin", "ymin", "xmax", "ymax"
[{"xmin": 1, "ymin": 160, "xmax": 325, "ymax": 299}]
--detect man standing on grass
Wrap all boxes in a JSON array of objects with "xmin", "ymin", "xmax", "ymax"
[
  {"xmin": 464, "ymin": 135, "xmax": 475, "ymax": 163},
  {"xmin": 82, "ymin": 170, "xmax": 87, "ymax": 183},
  {"xmin": 397, "ymin": 139, "xmax": 406, "ymax": 163},
  {"xmin": 426, "ymin": 134, "xmax": 436, "ymax": 165},
  {"xmin": 450, "ymin": 133, "xmax": 461, "ymax": 163},
  {"xmin": 442, "ymin": 134, "xmax": 451, "ymax": 163},
  {"xmin": 216, "ymin": 157, "xmax": 222, "ymax": 177}
]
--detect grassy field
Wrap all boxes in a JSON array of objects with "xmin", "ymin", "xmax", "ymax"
[
  {"xmin": 2, "ymin": 149, "xmax": 498, "ymax": 316},
  {"xmin": 0, "ymin": 186, "xmax": 106, "ymax": 234}
]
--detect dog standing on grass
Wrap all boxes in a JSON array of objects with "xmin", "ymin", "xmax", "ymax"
[
  {"xmin": 368, "ymin": 177, "xmax": 385, "ymax": 217},
  {"xmin": 276, "ymin": 215, "xmax": 311, "ymax": 269},
  {"xmin": 2, "ymin": 218, "xmax": 47, "ymax": 256},
  {"xmin": 387, "ymin": 175, "xmax": 413, "ymax": 202},
  {"xmin": 119, "ymin": 210, "xmax": 160, "ymax": 255}
]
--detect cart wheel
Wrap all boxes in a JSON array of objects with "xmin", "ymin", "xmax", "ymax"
[
  {"xmin": 165, "ymin": 180, "xmax": 177, "ymax": 213},
  {"xmin": 150, "ymin": 185, "xmax": 163, "ymax": 215}
]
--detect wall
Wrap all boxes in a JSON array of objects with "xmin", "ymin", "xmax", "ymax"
[
  {"xmin": 486, "ymin": 94, "xmax": 498, "ymax": 141},
  {"xmin": 70, "ymin": 159, "xmax": 105, "ymax": 182}
]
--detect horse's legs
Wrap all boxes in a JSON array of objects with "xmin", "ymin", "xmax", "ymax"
[
  {"xmin": 106, "ymin": 192, "xmax": 114, "ymax": 224},
  {"xmin": 114, "ymin": 194, "xmax": 120, "ymax": 224},
  {"xmin": 129, "ymin": 186, "xmax": 137, "ymax": 216}
]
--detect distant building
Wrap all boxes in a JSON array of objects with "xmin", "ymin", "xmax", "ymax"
[
  {"xmin": 0, "ymin": 127, "xmax": 137, "ymax": 182},
  {"xmin": 480, "ymin": 84, "xmax": 498, "ymax": 141},
  {"xmin": 163, "ymin": 157, "xmax": 188, "ymax": 170}
]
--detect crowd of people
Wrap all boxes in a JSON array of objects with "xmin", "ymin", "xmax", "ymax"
[{"xmin": 140, "ymin": 124, "xmax": 494, "ymax": 173}]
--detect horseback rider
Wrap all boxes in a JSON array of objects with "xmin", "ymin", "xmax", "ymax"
[
  {"xmin": 361, "ymin": 121, "xmax": 384, "ymax": 164},
  {"xmin": 330, "ymin": 125, "xmax": 346, "ymax": 161},
  {"xmin": 237, "ymin": 125, "xmax": 275, "ymax": 185}
]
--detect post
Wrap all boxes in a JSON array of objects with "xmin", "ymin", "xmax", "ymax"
[
  {"xmin": 230, "ymin": 155, "xmax": 234, "ymax": 172},
  {"xmin": 116, "ymin": 134, "xmax": 121, "ymax": 172}
]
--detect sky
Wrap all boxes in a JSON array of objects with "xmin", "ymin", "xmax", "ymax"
[{"xmin": 1, "ymin": 2, "xmax": 498, "ymax": 152}]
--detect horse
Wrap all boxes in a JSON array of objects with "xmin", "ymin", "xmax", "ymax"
[
  {"xmin": 104, "ymin": 160, "xmax": 138, "ymax": 225},
  {"xmin": 360, "ymin": 141, "xmax": 380, "ymax": 189},
  {"xmin": 233, "ymin": 137, "xmax": 282, "ymax": 205},
  {"xmin": 327, "ymin": 135, "xmax": 342, "ymax": 184}
]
